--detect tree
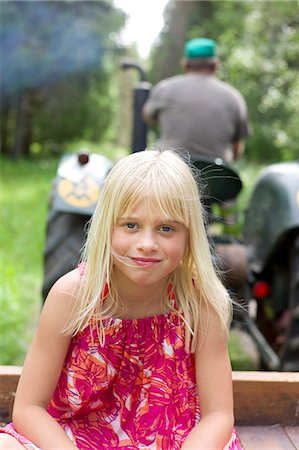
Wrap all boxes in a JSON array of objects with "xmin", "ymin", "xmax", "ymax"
[
  {"xmin": 232, "ymin": 1, "xmax": 299, "ymax": 161},
  {"xmin": 0, "ymin": 0, "xmax": 125, "ymax": 158},
  {"xmin": 149, "ymin": 0, "xmax": 299, "ymax": 162}
]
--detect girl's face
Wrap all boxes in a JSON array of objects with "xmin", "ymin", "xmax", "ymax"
[{"xmin": 111, "ymin": 200, "xmax": 188, "ymax": 291}]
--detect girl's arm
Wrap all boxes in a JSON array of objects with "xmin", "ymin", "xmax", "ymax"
[
  {"xmin": 181, "ymin": 305, "xmax": 234, "ymax": 450},
  {"xmin": 12, "ymin": 270, "xmax": 81, "ymax": 450}
]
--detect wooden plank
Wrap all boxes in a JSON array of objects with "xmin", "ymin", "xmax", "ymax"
[
  {"xmin": 233, "ymin": 371, "xmax": 299, "ymax": 426},
  {"xmin": 0, "ymin": 366, "xmax": 22, "ymax": 425},
  {"xmin": 1, "ymin": 367, "xmax": 299, "ymax": 428},
  {"xmin": 284, "ymin": 426, "xmax": 299, "ymax": 449},
  {"xmin": 237, "ymin": 425, "xmax": 296, "ymax": 450}
]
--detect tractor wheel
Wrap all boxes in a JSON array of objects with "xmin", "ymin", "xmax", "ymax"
[
  {"xmin": 280, "ymin": 235, "xmax": 299, "ymax": 371},
  {"xmin": 42, "ymin": 210, "xmax": 90, "ymax": 300}
]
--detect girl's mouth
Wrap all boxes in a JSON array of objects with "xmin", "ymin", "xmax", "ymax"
[{"xmin": 131, "ymin": 257, "xmax": 162, "ymax": 267}]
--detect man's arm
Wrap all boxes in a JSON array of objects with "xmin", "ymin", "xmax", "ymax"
[
  {"xmin": 231, "ymin": 89, "xmax": 251, "ymax": 160},
  {"xmin": 232, "ymin": 139, "xmax": 245, "ymax": 160},
  {"xmin": 142, "ymin": 106, "xmax": 159, "ymax": 126},
  {"xmin": 142, "ymin": 81, "xmax": 166, "ymax": 126}
]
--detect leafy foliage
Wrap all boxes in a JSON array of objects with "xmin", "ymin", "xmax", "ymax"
[
  {"xmin": 0, "ymin": 0, "xmax": 125, "ymax": 157},
  {"xmin": 35, "ymin": 71, "xmax": 113, "ymax": 149},
  {"xmin": 149, "ymin": 0, "xmax": 299, "ymax": 162}
]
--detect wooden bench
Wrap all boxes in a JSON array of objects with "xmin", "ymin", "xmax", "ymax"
[
  {"xmin": 233, "ymin": 371, "xmax": 299, "ymax": 449},
  {"xmin": 1, "ymin": 366, "xmax": 298, "ymax": 449}
]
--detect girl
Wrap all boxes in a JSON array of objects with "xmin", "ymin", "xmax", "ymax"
[{"xmin": 0, "ymin": 149, "xmax": 242, "ymax": 449}]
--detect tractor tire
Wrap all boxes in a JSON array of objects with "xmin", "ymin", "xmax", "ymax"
[
  {"xmin": 42, "ymin": 210, "xmax": 90, "ymax": 300},
  {"xmin": 280, "ymin": 234, "xmax": 299, "ymax": 371}
]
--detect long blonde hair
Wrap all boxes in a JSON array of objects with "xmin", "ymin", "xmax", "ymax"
[{"xmin": 65, "ymin": 149, "xmax": 232, "ymax": 351}]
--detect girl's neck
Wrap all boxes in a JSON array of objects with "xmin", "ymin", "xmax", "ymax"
[{"xmin": 111, "ymin": 280, "xmax": 168, "ymax": 320}]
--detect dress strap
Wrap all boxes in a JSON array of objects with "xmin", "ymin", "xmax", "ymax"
[
  {"xmin": 100, "ymin": 283, "xmax": 109, "ymax": 301},
  {"xmin": 167, "ymin": 284, "xmax": 178, "ymax": 310},
  {"xmin": 78, "ymin": 265, "xmax": 177, "ymax": 307}
]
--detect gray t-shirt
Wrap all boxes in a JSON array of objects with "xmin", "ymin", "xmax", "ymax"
[{"xmin": 143, "ymin": 73, "xmax": 250, "ymax": 162}]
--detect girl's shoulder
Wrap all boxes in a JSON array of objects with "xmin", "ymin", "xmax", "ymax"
[
  {"xmin": 36, "ymin": 269, "xmax": 81, "ymax": 346},
  {"xmin": 44, "ymin": 268, "xmax": 81, "ymax": 314},
  {"xmin": 52, "ymin": 268, "xmax": 81, "ymax": 293}
]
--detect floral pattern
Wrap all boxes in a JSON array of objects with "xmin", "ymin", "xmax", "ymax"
[{"xmin": 1, "ymin": 312, "xmax": 242, "ymax": 449}]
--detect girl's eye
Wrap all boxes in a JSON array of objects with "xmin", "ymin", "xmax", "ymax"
[
  {"xmin": 125, "ymin": 223, "xmax": 137, "ymax": 230},
  {"xmin": 159, "ymin": 225, "xmax": 173, "ymax": 233}
]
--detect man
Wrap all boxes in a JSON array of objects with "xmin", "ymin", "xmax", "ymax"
[{"xmin": 143, "ymin": 37, "xmax": 251, "ymax": 163}]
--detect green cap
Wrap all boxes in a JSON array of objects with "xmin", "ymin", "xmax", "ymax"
[{"xmin": 184, "ymin": 38, "xmax": 217, "ymax": 59}]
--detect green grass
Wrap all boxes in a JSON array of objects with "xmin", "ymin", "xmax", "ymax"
[
  {"xmin": 233, "ymin": 159, "xmax": 265, "ymax": 227},
  {"xmin": 0, "ymin": 157, "xmax": 58, "ymax": 363},
  {"xmin": 229, "ymin": 328, "xmax": 259, "ymax": 371},
  {"xmin": 0, "ymin": 150, "xmax": 261, "ymax": 367}
]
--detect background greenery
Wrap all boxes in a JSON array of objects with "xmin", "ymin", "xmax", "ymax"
[
  {"xmin": 149, "ymin": 0, "xmax": 299, "ymax": 162},
  {"xmin": 1, "ymin": 157, "xmax": 57, "ymax": 363},
  {"xmin": 1, "ymin": 0, "xmax": 298, "ymax": 161},
  {"xmin": 1, "ymin": 0, "xmax": 298, "ymax": 367}
]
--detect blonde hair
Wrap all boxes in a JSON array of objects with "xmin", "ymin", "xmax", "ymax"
[{"xmin": 65, "ymin": 149, "xmax": 232, "ymax": 351}]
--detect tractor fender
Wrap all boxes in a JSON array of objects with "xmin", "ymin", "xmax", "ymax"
[
  {"xmin": 51, "ymin": 152, "xmax": 114, "ymax": 216},
  {"xmin": 244, "ymin": 162, "xmax": 299, "ymax": 273}
]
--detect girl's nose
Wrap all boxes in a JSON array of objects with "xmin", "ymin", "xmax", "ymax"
[{"xmin": 137, "ymin": 231, "xmax": 158, "ymax": 252}]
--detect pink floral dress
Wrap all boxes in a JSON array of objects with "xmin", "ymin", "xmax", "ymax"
[{"xmin": 1, "ymin": 291, "xmax": 242, "ymax": 449}]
